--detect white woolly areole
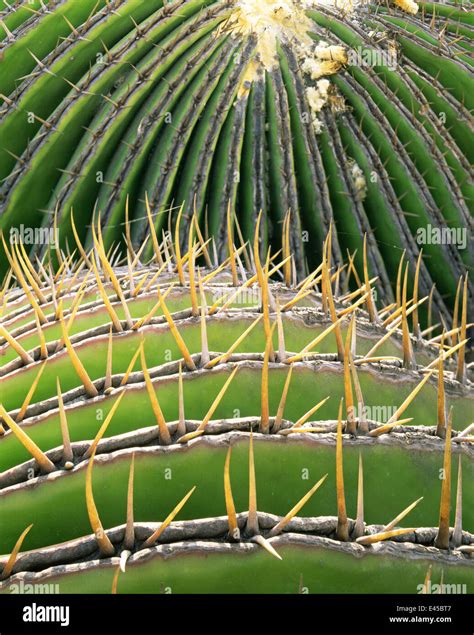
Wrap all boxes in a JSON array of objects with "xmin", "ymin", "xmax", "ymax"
[
  {"xmin": 349, "ymin": 160, "xmax": 368, "ymax": 201},
  {"xmin": 221, "ymin": 0, "xmax": 417, "ymax": 122}
]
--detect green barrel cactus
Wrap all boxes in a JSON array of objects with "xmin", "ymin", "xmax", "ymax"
[
  {"xmin": 0, "ymin": 0, "xmax": 472, "ymax": 318},
  {"xmin": 0, "ymin": 0, "xmax": 472, "ymax": 596},
  {"xmin": 0, "ymin": 210, "xmax": 472, "ymax": 593}
]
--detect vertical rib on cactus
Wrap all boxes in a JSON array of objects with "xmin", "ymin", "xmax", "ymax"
[{"xmin": 0, "ymin": 0, "xmax": 472, "ymax": 596}]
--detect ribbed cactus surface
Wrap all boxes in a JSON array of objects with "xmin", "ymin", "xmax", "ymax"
[
  {"xmin": 0, "ymin": 211, "xmax": 472, "ymax": 593},
  {"xmin": 0, "ymin": 0, "xmax": 472, "ymax": 323},
  {"xmin": 0, "ymin": 0, "xmax": 472, "ymax": 597}
]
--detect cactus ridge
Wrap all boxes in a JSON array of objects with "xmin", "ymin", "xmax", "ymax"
[{"xmin": 0, "ymin": 429, "xmax": 472, "ymax": 593}]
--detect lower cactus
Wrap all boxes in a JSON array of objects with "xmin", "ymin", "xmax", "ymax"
[{"xmin": 0, "ymin": 212, "xmax": 472, "ymax": 594}]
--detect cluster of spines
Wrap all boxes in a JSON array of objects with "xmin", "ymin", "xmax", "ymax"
[
  {"xmin": 1, "ymin": 202, "xmax": 472, "ymax": 587},
  {"xmin": 1, "ymin": 205, "xmax": 471, "ymax": 442},
  {"xmin": 0, "ymin": 398, "xmax": 469, "ymax": 590}
]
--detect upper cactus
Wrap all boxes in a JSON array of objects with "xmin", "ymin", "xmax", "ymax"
[{"xmin": 0, "ymin": 0, "xmax": 472, "ymax": 326}]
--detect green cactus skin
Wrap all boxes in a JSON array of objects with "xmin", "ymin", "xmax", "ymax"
[
  {"xmin": 0, "ymin": 0, "xmax": 472, "ymax": 596},
  {"xmin": 0, "ymin": 0, "xmax": 472, "ymax": 320},
  {"xmin": 1, "ymin": 206, "xmax": 473, "ymax": 593}
]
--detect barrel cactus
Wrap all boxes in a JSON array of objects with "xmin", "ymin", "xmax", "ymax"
[
  {"xmin": 0, "ymin": 0, "xmax": 473, "ymax": 596},
  {"xmin": 1, "ymin": 211, "xmax": 472, "ymax": 594}
]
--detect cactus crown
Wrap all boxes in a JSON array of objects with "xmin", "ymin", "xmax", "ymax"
[{"xmin": 0, "ymin": 0, "xmax": 472, "ymax": 323}]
